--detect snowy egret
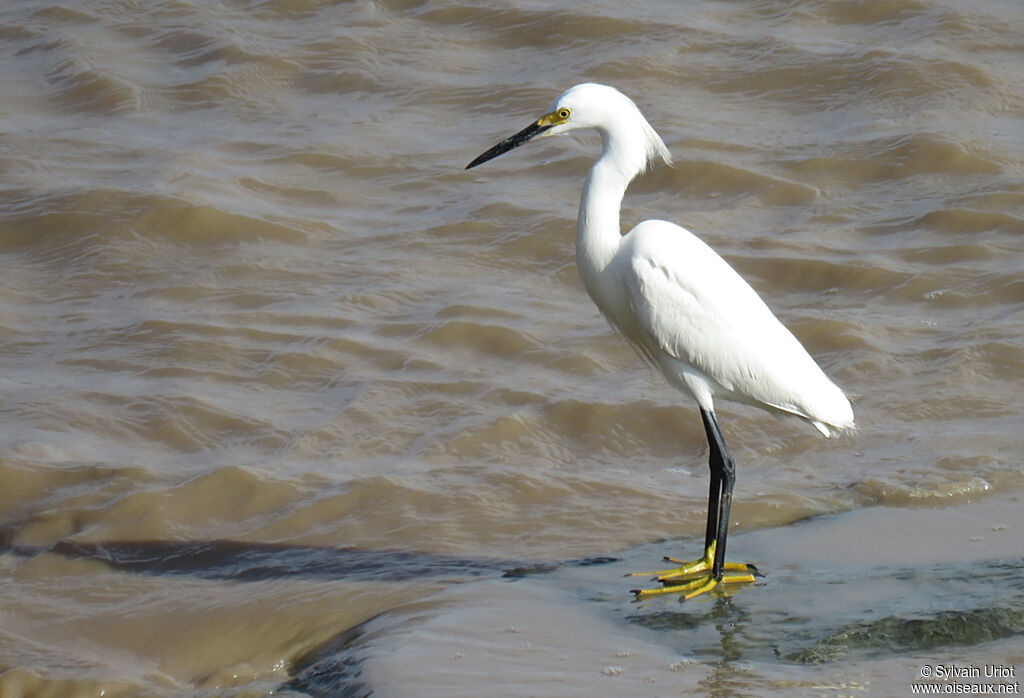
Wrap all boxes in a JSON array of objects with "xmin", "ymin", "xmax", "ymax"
[{"xmin": 466, "ymin": 83, "xmax": 854, "ymax": 599}]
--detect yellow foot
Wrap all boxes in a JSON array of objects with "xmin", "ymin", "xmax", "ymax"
[
  {"xmin": 628, "ymin": 540, "xmax": 754, "ymax": 580},
  {"xmin": 628, "ymin": 541, "xmax": 760, "ymax": 600},
  {"xmin": 630, "ymin": 558, "xmax": 753, "ymax": 580},
  {"xmin": 631, "ymin": 568, "xmax": 756, "ymax": 599}
]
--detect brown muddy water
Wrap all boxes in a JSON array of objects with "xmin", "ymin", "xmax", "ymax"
[{"xmin": 1, "ymin": 0, "xmax": 1022, "ymax": 696}]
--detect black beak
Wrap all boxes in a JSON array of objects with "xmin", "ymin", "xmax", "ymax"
[{"xmin": 465, "ymin": 120, "xmax": 553, "ymax": 170}]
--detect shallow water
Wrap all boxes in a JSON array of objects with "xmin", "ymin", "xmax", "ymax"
[{"xmin": 1, "ymin": 0, "xmax": 1022, "ymax": 695}]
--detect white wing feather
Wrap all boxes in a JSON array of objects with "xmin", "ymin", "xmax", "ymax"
[{"xmin": 616, "ymin": 220, "xmax": 854, "ymax": 435}]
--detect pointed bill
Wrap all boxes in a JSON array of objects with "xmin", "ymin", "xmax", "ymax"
[
  {"xmin": 465, "ymin": 105, "xmax": 574, "ymax": 170},
  {"xmin": 465, "ymin": 120, "xmax": 553, "ymax": 169}
]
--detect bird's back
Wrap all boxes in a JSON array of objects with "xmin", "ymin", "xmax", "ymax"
[{"xmin": 599, "ymin": 219, "xmax": 853, "ymax": 435}]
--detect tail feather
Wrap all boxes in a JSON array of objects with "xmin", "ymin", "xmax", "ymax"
[{"xmin": 811, "ymin": 418, "xmax": 855, "ymax": 438}]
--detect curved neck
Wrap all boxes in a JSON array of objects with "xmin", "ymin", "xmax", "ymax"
[{"xmin": 576, "ymin": 155, "xmax": 631, "ymax": 283}]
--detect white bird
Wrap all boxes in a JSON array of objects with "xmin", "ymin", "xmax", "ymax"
[{"xmin": 466, "ymin": 83, "xmax": 854, "ymax": 599}]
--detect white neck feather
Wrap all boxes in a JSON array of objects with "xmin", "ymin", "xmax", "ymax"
[
  {"xmin": 575, "ymin": 113, "xmax": 669, "ymax": 291},
  {"xmin": 576, "ymin": 158, "xmax": 629, "ymax": 286}
]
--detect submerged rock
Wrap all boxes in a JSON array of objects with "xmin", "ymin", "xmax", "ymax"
[{"xmin": 793, "ymin": 605, "xmax": 1024, "ymax": 664}]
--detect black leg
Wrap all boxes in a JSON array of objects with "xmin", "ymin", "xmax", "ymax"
[
  {"xmin": 700, "ymin": 408, "xmax": 736, "ymax": 581},
  {"xmin": 632, "ymin": 408, "xmax": 755, "ymax": 599},
  {"xmin": 702, "ymin": 432, "xmax": 721, "ymax": 555}
]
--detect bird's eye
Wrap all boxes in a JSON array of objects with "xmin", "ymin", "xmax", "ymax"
[{"xmin": 557, "ymin": 108, "xmax": 571, "ymax": 120}]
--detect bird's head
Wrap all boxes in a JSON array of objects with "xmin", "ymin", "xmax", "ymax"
[{"xmin": 465, "ymin": 83, "xmax": 671, "ymax": 176}]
